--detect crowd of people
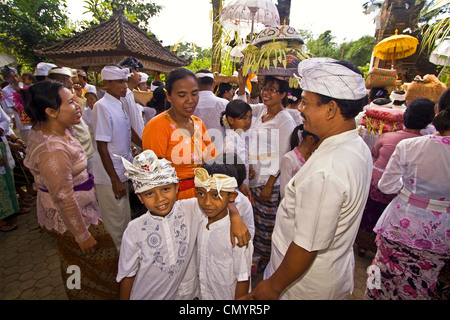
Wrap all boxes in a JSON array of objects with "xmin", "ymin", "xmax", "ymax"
[{"xmin": 0, "ymin": 55, "xmax": 448, "ymax": 301}]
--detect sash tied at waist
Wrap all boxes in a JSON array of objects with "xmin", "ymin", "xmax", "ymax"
[
  {"xmin": 398, "ymin": 187, "xmax": 450, "ymax": 214},
  {"xmin": 39, "ymin": 173, "xmax": 95, "ymax": 193}
]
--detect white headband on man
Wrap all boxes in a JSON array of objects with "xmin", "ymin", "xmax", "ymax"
[
  {"xmin": 117, "ymin": 150, "xmax": 178, "ymax": 194},
  {"xmin": 101, "ymin": 66, "xmax": 131, "ymax": 80},
  {"xmin": 194, "ymin": 168, "xmax": 237, "ymax": 199},
  {"xmin": 297, "ymin": 58, "xmax": 367, "ymax": 100},
  {"xmin": 195, "ymin": 72, "xmax": 214, "ymax": 79},
  {"xmin": 48, "ymin": 67, "xmax": 72, "ymax": 77}
]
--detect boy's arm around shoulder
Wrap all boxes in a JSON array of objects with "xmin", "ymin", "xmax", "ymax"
[{"xmin": 228, "ymin": 202, "xmax": 251, "ymax": 248}]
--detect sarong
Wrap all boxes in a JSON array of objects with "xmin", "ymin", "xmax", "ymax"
[
  {"xmin": 47, "ymin": 222, "xmax": 120, "ymax": 300},
  {"xmin": 250, "ymin": 184, "xmax": 280, "ymax": 264},
  {"xmin": 0, "ymin": 142, "xmax": 19, "ymax": 219},
  {"xmin": 365, "ymin": 235, "xmax": 448, "ymax": 300}
]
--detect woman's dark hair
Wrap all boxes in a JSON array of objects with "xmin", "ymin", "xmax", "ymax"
[
  {"xmin": 432, "ymin": 109, "xmax": 450, "ymax": 135},
  {"xmin": 437, "ymin": 87, "xmax": 450, "ymax": 113},
  {"xmin": 216, "ymin": 82, "xmax": 232, "ymax": 98},
  {"xmin": 220, "ymin": 99, "xmax": 252, "ymax": 127},
  {"xmin": 290, "ymin": 124, "xmax": 320, "ymax": 150},
  {"xmin": 22, "ymin": 80, "xmax": 64, "ymax": 125},
  {"xmin": 403, "ymin": 98, "xmax": 436, "ymax": 130},
  {"xmin": 147, "ymin": 85, "xmax": 167, "ymax": 114},
  {"xmin": 287, "ymin": 87, "xmax": 303, "ymax": 106},
  {"xmin": 165, "ymin": 67, "xmax": 196, "ymax": 95}
]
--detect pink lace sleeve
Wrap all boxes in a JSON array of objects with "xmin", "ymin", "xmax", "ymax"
[{"xmin": 37, "ymin": 149, "xmax": 91, "ymax": 243}]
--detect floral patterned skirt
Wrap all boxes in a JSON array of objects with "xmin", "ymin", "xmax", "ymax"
[{"xmin": 365, "ymin": 235, "xmax": 448, "ymax": 300}]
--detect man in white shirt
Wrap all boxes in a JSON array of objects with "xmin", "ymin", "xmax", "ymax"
[
  {"xmin": 92, "ymin": 65, "xmax": 133, "ymax": 250},
  {"xmin": 244, "ymin": 58, "xmax": 373, "ymax": 300},
  {"xmin": 118, "ymin": 57, "xmax": 145, "ymax": 146},
  {"xmin": 193, "ymin": 69, "xmax": 228, "ymax": 152},
  {"xmin": 77, "ymin": 69, "xmax": 97, "ymax": 94}
]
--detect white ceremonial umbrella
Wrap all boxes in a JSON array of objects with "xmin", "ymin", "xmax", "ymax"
[
  {"xmin": 430, "ymin": 37, "xmax": 450, "ymax": 78},
  {"xmin": 221, "ymin": 0, "xmax": 280, "ymax": 41}
]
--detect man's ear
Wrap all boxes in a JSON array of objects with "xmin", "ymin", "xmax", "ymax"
[{"xmin": 326, "ymin": 100, "xmax": 339, "ymax": 120}]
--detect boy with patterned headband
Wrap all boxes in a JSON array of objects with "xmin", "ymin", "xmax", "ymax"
[
  {"xmin": 116, "ymin": 150, "xmax": 250, "ymax": 300},
  {"xmin": 195, "ymin": 164, "xmax": 254, "ymax": 300}
]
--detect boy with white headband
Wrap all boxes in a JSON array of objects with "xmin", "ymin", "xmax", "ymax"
[
  {"xmin": 116, "ymin": 150, "xmax": 250, "ymax": 300},
  {"xmin": 245, "ymin": 58, "xmax": 373, "ymax": 300},
  {"xmin": 92, "ymin": 65, "xmax": 133, "ymax": 250},
  {"xmin": 195, "ymin": 163, "xmax": 253, "ymax": 300}
]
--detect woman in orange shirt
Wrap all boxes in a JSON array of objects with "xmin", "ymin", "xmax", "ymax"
[{"xmin": 142, "ymin": 68, "xmax": 217, "ymax": 199}]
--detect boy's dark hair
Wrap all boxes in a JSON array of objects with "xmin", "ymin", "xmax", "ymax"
[{"xmin": 203, "ymin": 153, "xmax": 239, "ymax": 184}]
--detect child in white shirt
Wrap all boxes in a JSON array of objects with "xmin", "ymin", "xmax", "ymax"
[
  {"xmin": 194, "ymin": 163, "xmax": 254, "ymax": 300},
  {"xmin": 116, "ymin": 150, "xmax": 250, "ymax": 300},
  {"xmin": 221, "ymin": 100, "xmax": 253, "ymax": 202}
]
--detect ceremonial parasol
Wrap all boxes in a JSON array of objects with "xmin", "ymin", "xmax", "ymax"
[
  {"xmin": 373, "ymin": 29, "xmax": 419, "ymax": 69},
  {"xmin": 429, "ymin": 37, "xmax": 450, "ymax": 78},
  {"xmin": 221, "ymin": 0, "xmax": 280, "ymax": 41}
]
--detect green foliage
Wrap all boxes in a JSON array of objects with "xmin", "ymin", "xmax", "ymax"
[
  {"xmin": 82, "ymin": 0, "xmax": 161, "ymax": 31},
  {"xmin": 306, "ymin": 30, "xmax": 339, "ymax": 59},
  {"xmin": 304, "ymin": 30, "xmax": 375, "ymax": 68},
  {"xmin": 0, "ymin": 0, "xmax": 69, "ymax": 67},
  {"xmin": 343, "ymin": 36, "xmax": 377, "ymax": 67}
]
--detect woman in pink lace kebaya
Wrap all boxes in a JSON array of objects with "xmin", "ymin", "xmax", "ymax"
[
  {"xmin": 365, "ymin": 95, "xmax": 450, "ymax": 300},
  {"xmin": 22, "ymin": 81, "xmax": 119, "ymax": 300}
]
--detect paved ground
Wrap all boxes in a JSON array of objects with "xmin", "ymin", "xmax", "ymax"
[{"xmin": 0, "ymin": 204, "xmax": 374, "ymax": 300}]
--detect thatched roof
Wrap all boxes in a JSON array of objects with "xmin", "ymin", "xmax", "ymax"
[{"xmin": 36, "ymin": 11, "xmax": 188, "ymax": 73}]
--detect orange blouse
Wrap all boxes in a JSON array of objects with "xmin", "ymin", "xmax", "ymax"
[{"xmin": 142, "ymin": 111, "xmax": 217, "ymax": 199}]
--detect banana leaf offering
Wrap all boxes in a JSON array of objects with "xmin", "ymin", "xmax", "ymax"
[{"xmin": 242, "ymin": 25, "xmax": 309, "ymax": 88}]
